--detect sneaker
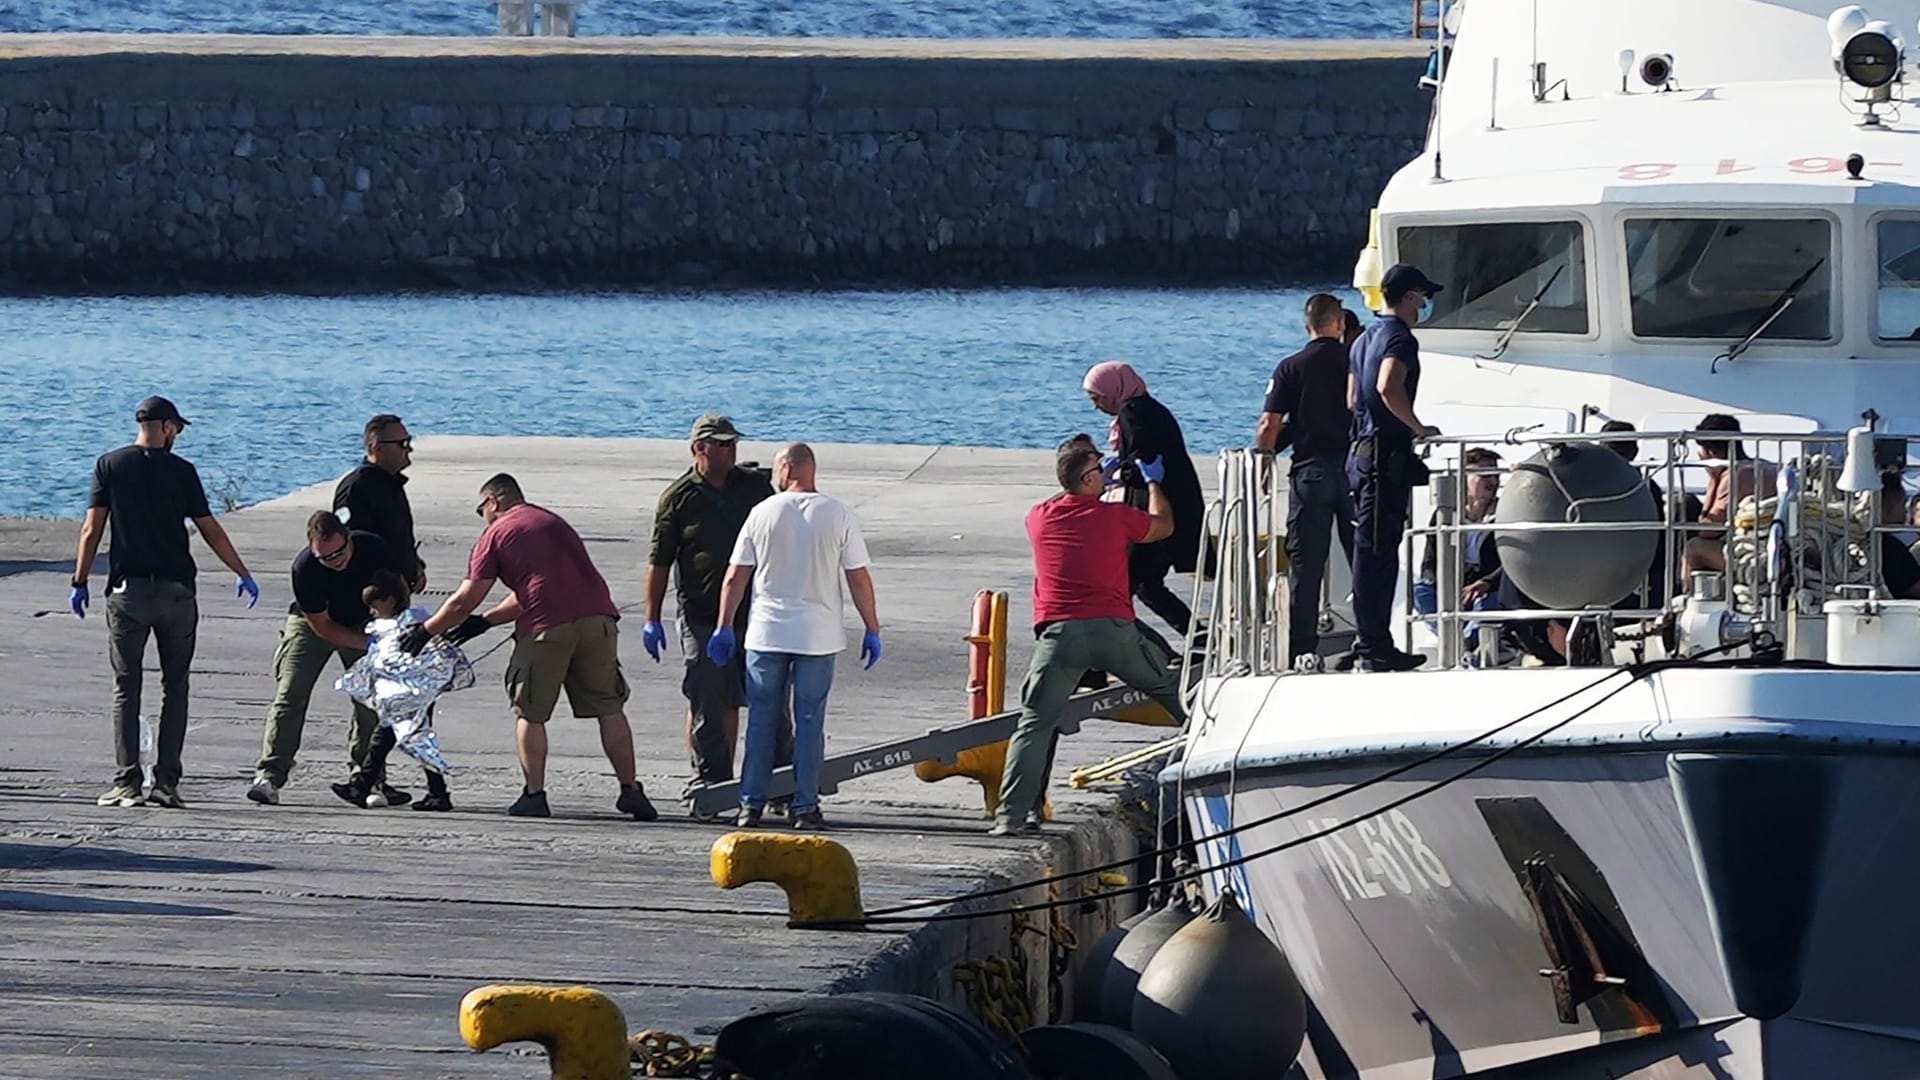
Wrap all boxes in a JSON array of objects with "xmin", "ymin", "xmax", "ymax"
[
  {"xmin": 245, "ymin": 776, "xmax": 281, "ymax": 805},
  {"xmin": 736, "ymin": 805, "xmax": 764, "ymax": 829},
  {"xmin": 987, "ymin": 820, "xmax": 1042, "ymax": 838},
  {"xmin": 616, "ymin": 784, "xmax": 658, "ymax": 822},
  {"xmin": 1024, "ymin": 811, "xmax": 1044, "ymax": 828},
  {"xmin": 507, "ymin": 789, "xmax": 550, "ymax": 818},
  {"xmin": 768, "ymin": 796, "xmax": 793, "ymax": 818},
  {"xmin": 330, "ymin": 779, "xmax": 372, "ymax": 809},
  {"xmin": 96, "ymin": 784, "xmax": 144, "ymax": 808},
  {"xmin": 367, "ymin": 784, "xmax": 413, "ymax": 808},
  {"xmin": 412, "ymin": 792, "xmax": 453, "ymax": 812},
  {"xmin": 146, "ymin": 784, "xmax": 186, "ymax": 809},
  {"xmin": 1360, "ymin": 650, "xmax": 1427, "ymax": 673},
  {"xmin": 790, "ymin": 809, "xmax": 826, "ymax": 831}
]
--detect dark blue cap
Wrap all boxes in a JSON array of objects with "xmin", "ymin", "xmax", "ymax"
[
  {"xmin": 134, "ymin": 395, "xmax": 189, "ymax": 426},
  {"xmin": 1381, "ymin": 264, "xmax": 1445, "ymax": 300}
]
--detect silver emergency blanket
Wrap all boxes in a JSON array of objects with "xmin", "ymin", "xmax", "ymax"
[{"xmin": 335, "ymin": 609, "xmax": 475, "ymax": 774}]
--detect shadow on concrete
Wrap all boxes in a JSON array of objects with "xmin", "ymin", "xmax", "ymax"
[
  {"xmin": 0, "ymin": 842, "xmax": 271, "ymax": 875},
  {"xmin": 0, "ymin": 559, "xmax": 70, "ymax": 579},
  {"xmin": 0, "ymin": 889, "xmax": 232, "ymax": 918}
]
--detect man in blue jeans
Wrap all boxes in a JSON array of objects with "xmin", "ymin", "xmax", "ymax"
[{"xmin": 708, "ymin": 443, "xmax": 882, "ymax": 831}]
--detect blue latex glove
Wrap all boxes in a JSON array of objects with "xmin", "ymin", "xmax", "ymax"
[
  {"xmin": 706, "ymin": 626, "xmax": 736, "ymax": 667},
  {"xmin": 1135, "ymin": 456, "xmax": 1166, "ymax": 485},
  {"xmin": 642, "ymin": 620, "xmax": 667, "ymax": 662},
  {"xmin": 1099, "ymin": 453, "xmax": 1122, "ymax": 483},
  {"xmin": 69, "ymin": 583, "xmax": 88, "ymax": 619},
  {"xmin": 237, "ymin": 576, "xmax": 260, "ymax": 608},
  {"xmin": 861, "ymin": 630, "xmax": 883, "ymax": 670}
]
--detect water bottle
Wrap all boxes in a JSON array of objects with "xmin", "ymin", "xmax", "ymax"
[{"xmin": 138, "ymin": 715, "xmax": 155, "ymax": 791}]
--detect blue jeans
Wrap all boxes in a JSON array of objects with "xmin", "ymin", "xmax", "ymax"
[
  {"xmin": 741, "ymin": 650, "xmax": 836, "ymax": 814},
  {"xmin": 1414, "ymin": 578, "xmax": 1499, "ymax": 648}
]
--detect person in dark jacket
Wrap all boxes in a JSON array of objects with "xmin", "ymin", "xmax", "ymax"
[
  {"xmin": 1082, "ymin": 361, "xmax": 1204, "ymax": 636},
  {"xmin": 335, "ymin": 414, "xmax": 424, "ymax": 592}
]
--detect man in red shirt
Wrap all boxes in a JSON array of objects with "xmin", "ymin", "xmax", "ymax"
[
  {"xmin": 403, "ymin": 473, "xmax": 658, "ymax": 821},
  {"xmin": 991, "ymin": 444, "xmax": 1187, "ymax": 837}
]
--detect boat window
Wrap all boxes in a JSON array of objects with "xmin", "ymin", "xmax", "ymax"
[
  {"xmin": 1392, "ymin": 221, "xmax": 1588, "ymax": 332},
  {"xmin": 1624, "ymin": 218, "xmax": 1831, "ymax": 340},
  {"xmin": 1876, "ymin": 218, "xmax": 1920, "ymax": 342}
]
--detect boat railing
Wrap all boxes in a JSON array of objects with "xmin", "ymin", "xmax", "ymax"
[{"xmin": 1200, "ymin": 427, "xmax": 1920, "ymax": 676}]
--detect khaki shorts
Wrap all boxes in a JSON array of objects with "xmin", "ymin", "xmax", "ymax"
[{"xmin": 504, "ymin": 614, "xmax": 630, "ymax": 724}]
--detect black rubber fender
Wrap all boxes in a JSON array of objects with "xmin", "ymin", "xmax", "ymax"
[
  {"xmin": 1020, "ymin": 1022, "xmax": 1178, "ymax": 1080},
  {"xmin": 712, "ymin": 990, "xmax": 1032, "ymax": 1080}
]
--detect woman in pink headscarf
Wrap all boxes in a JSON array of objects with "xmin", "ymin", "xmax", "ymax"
[{"xmin": 1081, "ymin": 361, "xmax": 1203, "ymax": 635}]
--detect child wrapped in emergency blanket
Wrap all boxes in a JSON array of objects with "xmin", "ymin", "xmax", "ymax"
[{"xmin": 334, "ymin": 569, "xmax": 474, "ymax": 810}]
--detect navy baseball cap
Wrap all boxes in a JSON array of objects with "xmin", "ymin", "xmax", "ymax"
[
  {"xmin": 1381, "ymin": 264, "xmax": 1445, "ymax": 300},
  {"xmin": 133, "ymin": 396, "xmax": 189, "ymax": 426}
]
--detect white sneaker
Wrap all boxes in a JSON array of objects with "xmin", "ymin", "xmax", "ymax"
[{"xmin": 245, "ymin": 777, "xmax": 281, "ymax": 805}]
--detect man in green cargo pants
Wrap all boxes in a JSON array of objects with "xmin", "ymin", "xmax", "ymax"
[{"xmin": 992, "ymin": 443, "xmax": 1188, "ymax": 837}]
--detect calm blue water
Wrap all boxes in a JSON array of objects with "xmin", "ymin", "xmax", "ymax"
[
  {"xmin": 3, "ymin": 287, "xmax": 1350, "ymax": 518},
  {"xmin": 17, "ymin": 0, "xmax": 1404, "ymax": 40}
]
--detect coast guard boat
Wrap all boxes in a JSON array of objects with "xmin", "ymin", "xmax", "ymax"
[{"xmin": 1170, "ymin": 0, "xmax": 1920, "ymax": 1075}]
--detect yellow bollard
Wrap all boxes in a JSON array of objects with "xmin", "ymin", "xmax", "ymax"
[
  {"xmin": 710, "ymin": 831, "xmax": 864, "ymax": 926},
  {"xmin": 459, "ymin": 984, "xmax": 630, "ymax": 1080}
]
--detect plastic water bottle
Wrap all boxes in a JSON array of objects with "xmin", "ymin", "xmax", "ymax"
[{"xmin": 138, "ymin": 715, "xmax": 155, "ymax": 791}]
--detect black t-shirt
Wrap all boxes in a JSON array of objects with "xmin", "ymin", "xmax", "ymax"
[
  {"xmin": 88, "ymin": 444, "xmax": 214, "ymax": 590},
  {"xmin": 289, "ymin": 531, "xmax": 399, "ymax": 632},
  {"xmin": 1263, "ymin": 336, "xmax": 1353, "ymax": 465},
  {"xmin": 1351, "ymin": 316, "xmax": 1421, "ymax": 447}
]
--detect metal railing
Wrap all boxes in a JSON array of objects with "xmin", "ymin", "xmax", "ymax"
[{"xmin": 1193, "ymin": 428, "xmax": 1920, "ymax": 679}]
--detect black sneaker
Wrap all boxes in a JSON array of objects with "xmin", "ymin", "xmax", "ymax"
[
  {"xmin": 371, "ymin": 784, "xmax": 413, "ymax": 808},
  {"xmin": 616, "ymin": 784, "xmax": 658, "ymax": 822},
  {"xmin": 412, "ymin": 792, "xmax": 453, "ymax": 812},
  {"xmin": 1360, "ymin": 650, "xmax": 1427, "ymax": 673},
  {"xmin": 330, "ymin": 779, "xmax": 372, "ymax": 809},
  {"xmin": 767, "ymin": 796, "xmax": 792, "ymax": 818},
  {"xmin": 146, "ymin": 784, "xmax": 186, "ymax": 809},
  {"xmin": 507, "ymin": 789, "xmax": 551, "ymax": 818},
  {"xmin": 790, "ymin": 809, "xmax": 825, "ymax": 831},
  {"xmin": 736, "ymin": 806, "xmax": 764, "ymax": 828}
]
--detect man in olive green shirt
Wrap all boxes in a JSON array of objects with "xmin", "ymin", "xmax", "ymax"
[{"xmin": 645, "ymin": 414, "xmax": 792, "ymax": 799}]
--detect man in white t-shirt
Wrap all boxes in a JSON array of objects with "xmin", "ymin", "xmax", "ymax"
[{"xmin": 708, "ymin": 443, "xmax": 882, "ymax": 830}]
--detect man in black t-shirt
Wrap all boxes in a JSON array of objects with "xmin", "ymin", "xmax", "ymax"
[
  {"xmin": 1257, "ymin": 293, "xmax": 1357, "ymax": 663},
  {"xmin": 72, "ymin": 396, "xmax": 259, "ymax": 809},
  {"xmin": 248, "ymin": 511, "xmax": 412, "ymax": 807}
]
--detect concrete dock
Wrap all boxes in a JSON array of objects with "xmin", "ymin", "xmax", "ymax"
[{"xmin": 0, "ymin": 437, "xmax": 1186, "ymax": 1077}]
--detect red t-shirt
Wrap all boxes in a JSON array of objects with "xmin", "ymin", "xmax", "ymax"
[
  {"xmin": 1027, "ymin": 494, "xmax": 1155, "ymax": 625},
  {"xmin": 467, "ymin": 504, "xmax": 619, "ymax": 635}
]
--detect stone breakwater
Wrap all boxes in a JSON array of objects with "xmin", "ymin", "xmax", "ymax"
[{"xmin": 0, "ymin": 36, "xmax": 1430, "ymax": 290}]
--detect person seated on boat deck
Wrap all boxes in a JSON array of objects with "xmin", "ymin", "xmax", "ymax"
[
  {"xmin": 1877, "ymin": 472, "xmax": 1920, "ymax": 601},
  {"xmin": 1414, "ymin": 448, "xmax": 1503, "ymax": 649},
  {"xmin": 1681, "ymin": 413, "xmax": 1778, "ymax": 589},
  {"xmin": 992, "ymin": 443, "xmax": 1189, "ymax": 838}
]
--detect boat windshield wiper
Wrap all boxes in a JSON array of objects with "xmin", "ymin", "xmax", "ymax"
[
  {"xmin": 1475, "ymin": 263, "xmax": 1566, "ymax": 361},
  {"xmin": 1710, "ymin": 257, "xmax": 1826, "ymax": 374}
]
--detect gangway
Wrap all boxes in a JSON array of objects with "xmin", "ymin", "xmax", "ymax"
[
  {"xmin": 682, "ymin": 680, "xmax": 1180, "ymax": 818},
  {"xmin": 682, "ymin": 589, "xmax": 1190, "ymax": 820}
]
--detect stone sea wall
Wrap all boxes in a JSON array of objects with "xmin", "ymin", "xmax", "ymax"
[{"xmin": 0, "ymin": 38, "xmax": 1430, "ymax": 289}]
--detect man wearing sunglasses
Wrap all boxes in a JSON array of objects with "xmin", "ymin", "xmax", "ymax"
[
  {"xmin": 248, "ymin": 511, "xmax": 413, "ymax": 808},
  {"xmin": 334, "ymin": 414, "xmax": 425, "ymax": 593},
  {"xmin": 991, "ymin": 442, "xmax": 1187, "ymax": 837}
]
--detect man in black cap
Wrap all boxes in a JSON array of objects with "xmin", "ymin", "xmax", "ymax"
[
  {"xmin": 1346, "ymin": 265, "xmax": 1444, "ymax": 672},
  {"xmin": 71, "ymin": 396, "xmax": 260, "ymax": 808},
  {"xmin": 644, "ymin": 414, "xmax": 792, "ymax": 811}
]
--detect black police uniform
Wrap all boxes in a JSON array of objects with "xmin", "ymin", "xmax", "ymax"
[{"xmin": 1346, "ymin": 314, "xmax": 1425, "ymax": 662}]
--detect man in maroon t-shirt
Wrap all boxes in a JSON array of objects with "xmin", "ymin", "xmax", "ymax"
[
  {"xmin": 991, "ymin": 444, "xmax": 1189, "ymax": 837},
  {"xmin": 404, "ymin": 473, "xmax": 658, "ymax": 822}
]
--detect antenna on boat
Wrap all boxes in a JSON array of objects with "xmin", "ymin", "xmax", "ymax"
[{"xmin": 1432, "ymin": 0, "xmax": 1451, "ymax": 180}]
